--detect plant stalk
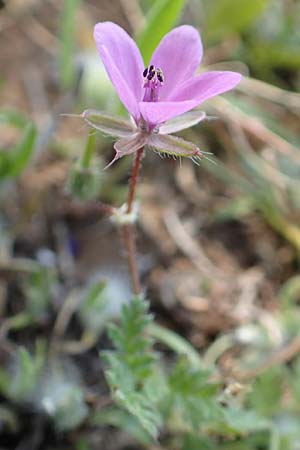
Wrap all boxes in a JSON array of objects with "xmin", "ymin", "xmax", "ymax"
[
  {"xmin": 122, "ymin": 147, "xmax": 144, "ymax": 296},
  {"xmin": 126, "ymin": 147, "xmax": 143, "ymax": 214}
]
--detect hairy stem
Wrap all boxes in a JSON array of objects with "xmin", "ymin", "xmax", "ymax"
[
  {"xmin": 122, "ymin": 147, "xmax": 144, "ymax": 295},
  {"xmin": 122, "ymin": 223, "xmax": 141, "ymax": 296},
  {"xmin": 127, "ymin": 147, "xmax": 143, "ymax": 214}
]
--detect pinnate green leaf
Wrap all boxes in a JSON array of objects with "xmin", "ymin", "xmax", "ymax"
[{"xmin": 103, "ymin": 298, "xmax": 161, "ymax": 439}]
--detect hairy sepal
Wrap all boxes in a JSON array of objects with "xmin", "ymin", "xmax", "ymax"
[
  {"xmin": 82, "ymin": 109, "xmax": 136, "ymax": 137},
  {"xmin": 148, "ymin": 133, "xmax": 203, "ymax": 159},
  {"xmin": 104, "ymin": 132, "xmax": 147, "ymax": 169}
]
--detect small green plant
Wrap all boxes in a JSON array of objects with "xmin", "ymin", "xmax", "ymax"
[
  {"xmin": 102, "ymin": 298, "xmax": 276, "ymax": 447},
  {"xmin": 6, "ymin": 343, "xmax": 46, "ymax": 403},
  {"xmin": 66, "ymin": 133, "xmax": 103, "ymax": 200}
]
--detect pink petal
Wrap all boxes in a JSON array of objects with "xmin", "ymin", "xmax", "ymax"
[
  {"xmin": 170, "ymin": 71, "xmax": 242, "ymax": 104},
  {"xmin": 94, "ymin": 22, "xmax": 144, "ymax": 121},
  {"xmin": 139, "ymin": 100, "xmax": 197, "ymax": 127},
  {"xmin": 149, "ymin": 26, "xmax": 203, "ymax": 100}
]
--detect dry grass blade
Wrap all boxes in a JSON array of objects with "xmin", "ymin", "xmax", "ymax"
[
  {"xmin": 163, "ymin": 207, "xmax": 226, "ymax": 280},
  {"xmin": 238, "ymin": 77, "xmax": 300, "ymax": 112}
]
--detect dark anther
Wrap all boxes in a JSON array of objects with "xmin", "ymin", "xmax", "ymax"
[
  {"xmin": 143, "ymin": 65, "xmax": 164, "ymax": 85},
  {"xmin": 147, "ymin": 71, "xmax": 155, "ymax": 81},
  {"xmin": 156, "ymin": 68, "xmax": 164, "ymax": 83}
]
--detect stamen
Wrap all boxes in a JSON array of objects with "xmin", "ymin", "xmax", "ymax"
[
  {"xmin": 147, "ymin": 71, "xmax": 155, "ymax": 80},
  {"xmin": 142, "ymin": 65, "xmax": 165, "ymax": 102},
  {"xmin": 156, "ymin": 67, "xmax": 164, "ymax": 84}
]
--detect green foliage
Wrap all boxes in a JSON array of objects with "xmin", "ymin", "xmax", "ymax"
[
  {"xmin": 66, "ymin": 133, "xmax": 103, "ymax": 200},
  {"xmin": 137, "ymin": 0, "xmax": 186, "ymax": 63},
  {"xmin": 0, "ymin": 120, "xmax": 36, "ymax": 180},
  {"xmin": 59, "ymin": 0, "xmax": 80, "ymax": 89},
  {"xmin": 104, "ymin": 299, "xmax": 272, "ymax": 445},
  {"xmin": 279, "ymin": 276, "xmax": 300, "ymax": 308},
  {"xmin": 148, "ymin": 322, "xmax": 202, "ymax": 368},
  {"xmin": 205, "ymin": 0, "xmax": 269, "ymax": 39},
  {"xmin": 0, "ymin": 110, "xmax": 28, "ymax": 128},
  {"xmin": 165, "ymin": 358, "xmax": 223, "ymax": 430},
  {"xmin": 1, "ymin": 344, "xmax": 88, "ymax": 432},
  {"xmin": 7, "ymin": 343, "xmax": 46, "ymax": 403},
  {"xmin": 212, "ymin": 196, "xmax": 255, "ymax": 222},
  {"xmin": 9, "ymin": 123, "xmax": 36, "ymax": 176},
  {"xmin": 107, "ymin": 298, "xmax": 156, "ymax": 380},
  {"xmin": 181, "ymin": 433, "xmax": 216, "ymax": 450},
  {"xmin": 248, "ymin": 368, "xmax": 283, "ymax": 417},
  {"xmin": 81, "ymin": 133, "xmax": 96, "ymax": 169},
  {"xmin": 202, "ymin": 0, "xmax": 300, "ymax": 78},
  {"xmin": 288, "ymin": 359, "xmax": 300, "ymax": 410},
  {"xmin": 248, "ymin": 0, "xmax": 300, "ymax": 72},
  {"xmin": 221, "ymin": 408, "xmax": 271, "ymax": 435},
  {"xmin": 24, "ymin": 267, "xmax": 56, "ymax": 318},
  {"xmin": 228, "ymin": 361, "xmax": 300, "ymax": 449},
  {"xmin": 103, "ymin": 298, "xmax": 286, "ymax": 447},
  {"xmin": 78, "ymin": 281, "xmax": 108, "ymax": 333},
  {"xmin": 66, "ymin": 162, "xmax": 102, "ymax": 200},
  {"xmin": 203, "ymin": 94, "xmax": 300, "ymax": 250},
  {"xmin": 103, "ymin": 298, "xmax": 161, "ymax": 439},
  {"xmin": 93, "ymin": 406, "xmax": 153, "ymax": 445}
]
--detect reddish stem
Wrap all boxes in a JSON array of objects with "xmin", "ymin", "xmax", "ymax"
[
  {"xmin": 122, "ymin": 147, "xmax": 144, "ymax": 296},
  {"xmin": 122, "ymin": 223, "xmax": 141, "ymax": 296},
  {"xmin": 126, "ymin": 147, "xmax": 144, "ymax": 214}
]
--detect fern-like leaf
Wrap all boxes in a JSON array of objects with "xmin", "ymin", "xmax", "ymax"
[
  {"xmin": 102, "ymin": 297, "xmax": 162, "ymax": 439},
  {"xmin": 166, "ymin": 358, "xmax": 224, "ymax": 431}
]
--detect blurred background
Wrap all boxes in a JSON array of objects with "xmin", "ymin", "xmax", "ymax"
[{"xmin": 0, "ymin": 0, "xmax": 300, "ymax": 449}]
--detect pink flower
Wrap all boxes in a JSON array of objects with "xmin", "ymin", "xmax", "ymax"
[{"xmin": 84, "ymin": 22, "xmax": 241, "ymax": 167}]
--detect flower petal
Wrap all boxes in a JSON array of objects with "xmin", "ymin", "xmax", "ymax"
[
  {"xmin": 149, "ymin": 25, "xmax": 203, "ymax": 100},
  {"xmin": 159, "ymin": 109, "xmax": 206, "ymax": 135},
  {"xmin": 105, "ymin": 132, "xmax": 148, "ymax": 169},
  {"xmin": 82, "ymin": 109, "xmax": 136, "ymax": 137},
  {"xmin": 148, "ymin": 133, "xmax": 203, "ymax": 159},
  {"xmin": 170, "ymin": 71, "xmax": 242, "ymax": 103},
  {"xmin": 94, "ymin": 22, "xmax": 144, "ymax": 120},
  {"xmin": 139, "ymin": 100, "xmax": 197, "ymax": 127}
]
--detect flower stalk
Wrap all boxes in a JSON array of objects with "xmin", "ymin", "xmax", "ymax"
[
  {"xmin": 122, "ymin": 147, "xmax": 144, "ymax": 296},
  {"xmin": 122, "ymin": 223, "xmax": 141, "ymax": 296},
  {"xmin": 126, "ymin": 147, "xmax": 143, "ymax": 214}
]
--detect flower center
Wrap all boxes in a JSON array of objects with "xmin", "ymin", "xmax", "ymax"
[{"xmin": 142, "ymin": 65, "xmax": 164, "ymax": 102}]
